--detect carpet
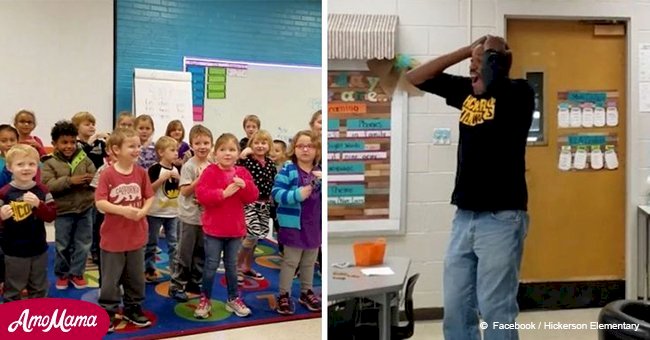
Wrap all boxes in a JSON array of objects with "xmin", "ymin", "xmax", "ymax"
[{"xmin": 44, "ymin": 238, "xmax": 322, "ymax": 339}]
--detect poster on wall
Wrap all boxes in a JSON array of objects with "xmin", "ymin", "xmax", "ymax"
[
  {"xmin": 328, "ymin": 71, "xmax": 391, "ymax": 221},
  {"xmin": 183, "ymin": 57, "xmax": 321, "ymax": 143}
]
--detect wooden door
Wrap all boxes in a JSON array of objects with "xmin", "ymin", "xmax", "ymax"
[{"xmin": 507, "ymin": 19, "xmax": 626, "ymax": 282}]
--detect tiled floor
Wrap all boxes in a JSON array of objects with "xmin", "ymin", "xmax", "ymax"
[
  {"xmin": 177, "ymin": 308, "xmax": 599, "ymax": 339},
  {"xmin": 411, "ymin": 308, "xmax": 601, "ymax": 340}
]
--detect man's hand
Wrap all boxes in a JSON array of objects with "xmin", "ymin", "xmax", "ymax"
[
  {"xmin": 0, "ymin": 205, "xmax": 14, "ymax": 220},
  {"xmin": 470, "ymin": 35, "xmax": 489, "ymax": 52},
  {"xmin": 22, "ymin": 192, "xmax": 40, "ymax": 208}
]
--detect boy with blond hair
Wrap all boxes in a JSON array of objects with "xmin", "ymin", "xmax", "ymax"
[
  {"xmin": 168, "ymin": 125, "xmax": 212, "ymax": 301},
  {"xmin": 96, "ymin": 128, "xmax": 154, "ymax": 330},
  {"xmin": 72, "ymin": 111, "xmax": 109, "ymax": 169},
  {"xmin": 144, "ymin": 136, "xmax": 180, "ymax": 282},
  {"xmin": 72, "ymin": 111, "xmax": 108, "ymax": 265},
  {"xmin": 0, "ymin": 145, "xmax": 56, "ymax": 301}
]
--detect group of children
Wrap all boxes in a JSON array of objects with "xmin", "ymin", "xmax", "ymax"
[{"xmin": 0, "ymin": 109, "xmax": 323, "ymax": 331}]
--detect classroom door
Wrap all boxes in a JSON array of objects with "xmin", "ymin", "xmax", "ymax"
[{"xmin": 506, "ymin": 19, "xmax": 626, "ymax": 282}]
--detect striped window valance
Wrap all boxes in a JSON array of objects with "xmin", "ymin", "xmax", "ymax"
[{"xmin": 328, "ymin": 14, "xmax": 398, "ymax": 60}]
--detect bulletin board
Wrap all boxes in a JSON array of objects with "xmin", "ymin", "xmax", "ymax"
[
  {"xmin": 556, "ymin": 90, "xmax": 620, "ymax": 172},
  {"xmin": 327, "ymin": 70, "xmax": 407, "ymax": 235},
  {"xmin": 184, "ymin": 57, "xmax": 321, "ymax": 143}
]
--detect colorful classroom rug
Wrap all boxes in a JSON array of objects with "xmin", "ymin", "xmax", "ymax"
[{"xmin": 43, "ymin": 238, "xmax": 321, "ymax": 339}]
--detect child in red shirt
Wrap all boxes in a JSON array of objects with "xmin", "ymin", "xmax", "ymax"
[
  {"xmin": 95, "ymin": 128, "xmax": 154, "ymax": 332},
  {"xmin": 194, "ymin": 133, "xmax": 258, "ymax": 319}
]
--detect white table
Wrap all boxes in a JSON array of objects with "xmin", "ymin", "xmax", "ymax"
[
  {"xmin": 328, "ymin": 257, "xmax": 411, "ymax": 340},
  {"xmin": 637, "ymin": 205, "xmax": 650, "ymax": 301}
]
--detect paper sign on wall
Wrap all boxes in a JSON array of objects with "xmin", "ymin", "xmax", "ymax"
[
  {"xmin": 559, "ymin": 146, "xmax": 572, "ymax": 171},
  {"xmin": 606, "ymin": 106, "xmax": 619, "ymax": 127},
  {"xmin": 594, "ymin": 107, "xmax": 606, "ymax": 127},
  {"xmin": 558, "ymin": 105, "xmax": 570, "ymax": 128},
  {"xmin": 570, "ymin": 107, "xmax": 582, "ymax": 127},
  {"xmin": 590, "ymin": 145, "xmax": 603, "ymax": 170}
]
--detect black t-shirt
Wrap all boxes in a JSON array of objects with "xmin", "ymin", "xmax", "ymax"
[
  {"xmin": 416, "ymin": 73, "xmax": 534, "ymax": 211},
  {"xmin": 0, "ymin": 181, "xmax": 56, "ymax": 257},
  {"xmin": 239, "ymin": 137, "xmax": 249, "ymax": 151},
  {"xmin": 77, "ymin": 139, "xmax": 107, "ymax": 169}
]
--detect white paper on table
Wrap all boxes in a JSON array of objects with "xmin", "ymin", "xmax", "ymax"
[
  {"xmin": 640, "ymin": 83, "xmax": 650, "ymax": 112},
  {"xmin": 581, "ymin": 107, "xmax": 594, "ymax": 127},
  {"xmin": 559, "ymin": 150, "xmax": 572, "ymax": 171},
  {"xmin": 591, "ymin": 149, "xmax": 604, "ymax": 170},
  {"xmin": 570, "ymin": 107, "xmax": 582, "ymax": 127},
  {"xmin": 640, "ymin": 43, "xmax": 650, "ymax": 82},
  {"xmin": 361, "ymin": 267, "xmax": 395, "ymax": 276},
  {"xmin": 594, "ymin": 107, "xmax": 606, "ymax": 127},
  {"xmin": 606, "ymin": 106, "xmax": 619, "ymax": 126},
  {"xmin": 605, "ymin": 149, "xmax": 619, "ymax": 169},
  {"xmin": 573, "ymin": 149, "xmax": 588, "ymax": 170},
  {"xmin": 558, "ymin": 108, "xmax": 570, "ymax": 128}
]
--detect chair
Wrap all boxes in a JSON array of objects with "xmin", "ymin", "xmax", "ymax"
[
  {"xmin": 354, "ymin": 273, "xmax": 420, "ymax": 339},
  {"xmin": 598, "ymin": 300, "xmax": 650, "ymax": 340}
]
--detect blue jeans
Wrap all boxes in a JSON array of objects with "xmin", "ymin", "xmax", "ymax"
[
  {"xmin": 54, "ymin": 208, "xmax": 93, "ymax": 277},
  {"xmin": 202, "ymin": 235, "xmax": 241, "ymax": 300},
  {"xmin": 443, "ymin": 209, "xmax": 529, "ymax": 340},
  {"xmin": 145, "ymin": 216, "xmax": 178, "ymax": 273}
]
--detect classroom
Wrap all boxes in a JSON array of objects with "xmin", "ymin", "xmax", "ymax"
[
  {"xmin": 327, "ymin": 0, "xmax": 650, "ymax": 339},
  {"xmin": 0, "ymin": 0, "xmax": 322, "ymax": 339}
]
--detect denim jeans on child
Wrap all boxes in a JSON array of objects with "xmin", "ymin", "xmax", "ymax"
[
  {"xmin": 145, "ymin": 216, "xmax": 178, "ymax": 273},
  {"xmin": 54, "ymin": 207, "xmax": 93, "ymax": 277},
  {"xmin": 202, "ymin": 235, "xmax": 241, "ymax": 300},
  {"xmin": 443, "ymin": 209, "xmax": 529, "ymax": 340}
]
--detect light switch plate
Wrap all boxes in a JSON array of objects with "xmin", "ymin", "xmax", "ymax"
[{"xmin": 433, "ymin": 128, "xmax": 451, "ymax": 145}]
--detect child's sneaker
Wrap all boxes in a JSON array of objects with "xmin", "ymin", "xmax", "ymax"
[
  {"xmin": 70, "ymin": 275, "xmax": 88, "ymax": 289},
  {"xmin": 299, "ymin": 289, "xmax": 321, "ymax": 312},
  {"xmin": 226, "ymin": 297, "xmax": 251, "ymax": 317},
  {"xmin": 186, "ymin": 282, "xmax": 202, "ymax": 295},
  {"xmin": 122, "ymin": 305, "xmax": 151, "ymax": 327},
  {"xmin": 276, "ymin": 292, "xmax": 294, "ymax": 315},
  {"xmin": 55, "ymin": 277, "xmax": 69, "ymax": 290},
  {"xmin": 194, "ymin": 295, "xmax": 211, "ymax": 319},
  {"xmin": 237, "ymin": 272, "xmax": 244, "ymax": 286},
  {"xmin": 216, "ymin": 262, "xmax": 225, "ymax": 273},
  {"xmin": 106, "ymin": 312, "xmax": 115, "ymax": 333},
  {"xmin": 145, "ymin": 270, "xmax": 162, "ymax": 283},
  {"xmin": 241, "ymin": 269, "xmax": 264, "ymax": 281},
  {"xmin": 168, "ymin": 288, "xmax": 188, "ymax": 302}
]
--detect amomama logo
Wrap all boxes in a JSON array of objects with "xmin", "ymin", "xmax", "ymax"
[{"xmin": 0, "ymin": 298, "xmax": 109, "ymax": 339}]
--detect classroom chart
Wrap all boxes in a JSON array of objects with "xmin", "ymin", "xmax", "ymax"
[
  {"xmin": 184, "ymin": 57, "xmax": 321, "ymax": 143},
  {"xmin": 328, "ymin": 71, "xmax": 392, "ymax": 221}
]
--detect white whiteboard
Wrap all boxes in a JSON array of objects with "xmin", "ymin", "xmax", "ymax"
[
  {"xmin": 133, "ymin": 68, "xmax": 193, "ymax": 141},
  {"xmin": 185, "ymin": 57, "xmax": 321, "ymax": 143}
]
